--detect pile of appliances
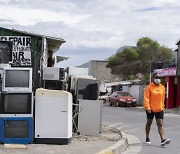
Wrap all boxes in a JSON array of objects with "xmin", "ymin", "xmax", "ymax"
[
  {"xmin": 0, "ymin": 67, "xmax": 33, "ymax": 144},
  {"xmin": 34, "ymin": 67, "xmax": 72, "ymax": 144}
]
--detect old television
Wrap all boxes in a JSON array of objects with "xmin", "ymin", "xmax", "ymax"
[
  {"xmin": 76, "ymin": 78, "xmax": 98, "ymax": 100},
  {"xmin": 0, "ymin": 92, "xmax": 33, "ymax": 117},
  {"xmin": 0, "ymin": 117, "xmax": 33, "ymax": 144},
  {"xmin": 1, "ymin": 67, "xmax": 32, "ymax": 92}
]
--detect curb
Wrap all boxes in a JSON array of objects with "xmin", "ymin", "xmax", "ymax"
[
  {"xmin": 96, "ymin": 131, "xmax": 142, "ymax": 154},
  {"xmin": 96, "ymin": 125, "xmax": 142, "ymax": 154},
  {"xmin": 96, "ymin": 138, "xmax": 128, "ymax": 154},
  {"xmin": 121, "ymin": 132, "xmax": 142, "ymax": 154},
  {"xmin": 96, "ymin": 126, "xmax": 128, "ymax": 154}
]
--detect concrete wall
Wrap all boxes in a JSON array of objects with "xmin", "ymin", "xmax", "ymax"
[{"xmin": 79, "ymin": 60, "xmax": 121, "ymax": 83}]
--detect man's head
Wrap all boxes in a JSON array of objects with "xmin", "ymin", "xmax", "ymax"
[{"xmin": 152, "ymin": 72, "xmax": 161, "ymax": 85}]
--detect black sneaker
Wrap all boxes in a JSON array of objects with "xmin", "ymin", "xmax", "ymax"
[
  {"xmin": 145, "ymin": 138, "xmax": 151, "ymax": 144},
  {"xmin": 161, "ymin": 139, "xmax": 170, "ymax": 146}
]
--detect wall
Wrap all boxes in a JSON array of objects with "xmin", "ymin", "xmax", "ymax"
[
  {"xmin": 177, "ymin": 78, "xmax": 180, "ymax": 108},
  {"xmin": 78, "ymin": 61, "xmax": 92, "ymax": 75},
  {"xmin": 177, "ymin": 42, "xmax": 180, "ymax": 76},
  {"xmin": 91, "ymin": 61, "xmax": 119, "ymax": 82},
  {"xmin": 166, "ymin": 76, "xmax": 174, "ymax": 109},
  {"xmin": 177, "ymin": 43, "xmax": 180, "ymax": 107},
  {"xmin": 79, "ymin": 60, "xmax": 121, "ymax": 83},
  {"xmin": 122, "ymin": 85, "xmax": 146, "ymax": 105}
]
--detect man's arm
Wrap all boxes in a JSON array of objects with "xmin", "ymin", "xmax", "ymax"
[{"xmin": 144, "ymin": 86, "xmax": 151, "ymax": 113}]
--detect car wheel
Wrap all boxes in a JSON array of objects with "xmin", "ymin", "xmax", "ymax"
[
  {"xmin": 109, "ymin": 101, "xmax": 112, "ymax": 106},
  {"xmin": 102, "ymin": 99, "xmax": 106, "ymax": 104}
]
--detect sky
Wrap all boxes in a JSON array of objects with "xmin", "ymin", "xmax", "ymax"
[{"xmin": 0, "ymin": 0, "xmax": 180, "ymax": 67}]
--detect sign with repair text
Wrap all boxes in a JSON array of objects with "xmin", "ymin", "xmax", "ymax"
[{"xmin": 0, "ymin": 36, "xmax": 31, "ymax": 66}]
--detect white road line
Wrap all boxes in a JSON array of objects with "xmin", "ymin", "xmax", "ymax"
[{"xmin": 117, "ymin": 125, "xmax": 129, "ymax": 130}]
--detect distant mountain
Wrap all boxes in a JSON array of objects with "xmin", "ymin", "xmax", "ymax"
[
  {"xmin": 105, "ymin": 46, "xmax": 134, "ymax": 60},
  {"xmin": 116, "ymin": 46, "xmax": 134, "ymax": 52}
]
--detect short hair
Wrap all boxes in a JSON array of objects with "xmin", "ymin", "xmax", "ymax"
[{"xmin": 152, "ymin": 72, "xmax": 159, "ymax": 78}]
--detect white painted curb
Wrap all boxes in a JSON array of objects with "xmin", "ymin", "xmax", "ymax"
[{"xmin": 96, "ymin": 138, "xmax": 128, "ymax": 154}]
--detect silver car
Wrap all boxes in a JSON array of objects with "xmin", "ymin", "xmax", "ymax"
[{"xmin": 99, "ymin": 92, "xmax": 111, "ymax": 104}]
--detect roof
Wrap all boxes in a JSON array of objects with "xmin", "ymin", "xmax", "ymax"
[
  {"xmin": 174, "ymin": 47, "xmax": 178, "ymax": 52},
  {"xmin": 176, "ymin": 39, "xmax": 180, "ymax": 45},
  {"xmin": 0, "ymin": 27, "xmax": 65, "ymax": 52},
  {"xmin": 105, "ymin": 79, "xmax": 143, "ymax": 87},
  {"xmin": 56, "ymin": 55, "xmax": 69, "ymax": 63}
]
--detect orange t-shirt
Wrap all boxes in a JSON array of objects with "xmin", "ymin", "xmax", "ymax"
[{"xmin": 144, "ymin": 82, "xmax": 165, "ymax": 113}]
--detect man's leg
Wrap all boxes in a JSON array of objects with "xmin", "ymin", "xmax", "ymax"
[
  {"xmin": 146, "ymin": 119, "xmax": 153, "ymax": 139},
  {"xmin": 155, "ymin": 111, "xmax": 170, "ymax": 146},
  {"xmin": 156, "ymin": 119, "xmax": 164, "ymax": 140}
]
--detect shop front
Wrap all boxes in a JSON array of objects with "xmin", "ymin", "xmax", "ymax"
[{"xmin": 154, "ymin": 67, "xmax": 180, "ymax": 109}]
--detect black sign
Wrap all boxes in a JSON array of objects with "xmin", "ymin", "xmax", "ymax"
[
  {"xmin": 0, "ymin": 41, "xmax": 13, "ymax": 64},
  {"xmin": 0, "ymin": 36, "xmax": 32, "ymax": 66}
]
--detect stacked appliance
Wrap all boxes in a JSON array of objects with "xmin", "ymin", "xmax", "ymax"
[
  {"xmin": 35, "ymin": 88, "xmax": 72, "ymax": 144},
  {"xmin": 34, "ymin": 67, "xmax": 72, "ymax": 145},
  {"xmin": 0, "ymin": 67, "xmax": 33, "ymax": 144},
  {"xmin": 42, "ymin": 67, "xmax": 66, "ymax": 90},
  {"xmin": 67, "ymin": 70, "xmax": 102, "ymax": 136}
]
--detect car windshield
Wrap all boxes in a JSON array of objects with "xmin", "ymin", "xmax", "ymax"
[{"xmin": 117, "ymin": 92, "xmax": 132, "ymax": 97}]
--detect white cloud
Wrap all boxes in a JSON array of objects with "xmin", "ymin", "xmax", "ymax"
[
  {"xmin": 0, "ymin": 5, "xmax": 90, "ymax": 26},
  {"xmin": 0, "ymin": 0, "xmax": 180, "ymax": 66}
]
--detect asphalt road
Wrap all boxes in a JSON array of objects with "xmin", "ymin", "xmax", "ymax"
[{"xmin": 102, "ymin": 105, "xmax": 180, "ymax": 154}]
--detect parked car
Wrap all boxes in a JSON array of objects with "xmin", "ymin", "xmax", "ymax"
[
  {"xmin": 109, "ymin": 91, "xmax": 136, "ymax": 107},
  {"xmin": 99, "ymin": 92, "xmax": 111, "ymax": 104}
]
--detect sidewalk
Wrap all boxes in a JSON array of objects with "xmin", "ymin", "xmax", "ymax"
[
  {"xmin": 135, "ymin": 106, "xmax": 180, "ymax": 115},
  {"xmin": 165, "ymin": 108, "xmax": 180, "ymax": 114},
  {"xmin": 0, "ymin": 126, "xmax": 128, "ymax": 154}
]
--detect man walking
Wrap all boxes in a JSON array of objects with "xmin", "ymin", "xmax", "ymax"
[{"xmin": 144, "ymin": 72, "xmax": 170, "ymax": 146}]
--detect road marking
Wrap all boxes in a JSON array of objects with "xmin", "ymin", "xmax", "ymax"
[{"xmin": 117, "ymin": 125, "xmax": 129, "ymax": 130}]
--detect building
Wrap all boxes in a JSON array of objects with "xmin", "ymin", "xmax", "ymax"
[
  {"xmin": 78, "ymin": 60, "xmax": 121, "ymax": 83},
  {"xmin": 175, "ymin": 39, "xmax": 180, "ymax": 108},
  {"xmin": 154, "ymin": 67, "xmax": 179, "ymax": 108},
  {"xmin": 153, "ymin": 40, "xmax": 180, "ymax": 109},
  {"xmin": 0, "ymin": 27, "xmax": 66, "ymax": 92}
]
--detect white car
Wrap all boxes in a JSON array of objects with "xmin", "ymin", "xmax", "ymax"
[{"xmin": 99, "ymin": 92, "xmax": 111, "ymax": 104}]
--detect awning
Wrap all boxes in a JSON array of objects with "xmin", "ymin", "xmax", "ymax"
[
  {"xmin": 46, "ymin": 37, "xmax": 65, "ymax": 52},
  {"xmin": 1, "ymin": 27, "xmax": 66, "ymax": 52},
  {"xmin": 56, "ymin": 55, "xmax": 69, "ymax": 63}
]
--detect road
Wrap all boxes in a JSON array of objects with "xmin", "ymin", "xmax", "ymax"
[{"xmin": 102, "ymin": 105, "xmax": 180, "ymax": 154}]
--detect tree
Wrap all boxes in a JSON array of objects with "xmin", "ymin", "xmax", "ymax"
[{"xmin": 107, "ymin": 37, "xmax": 173, "ymax": 83}]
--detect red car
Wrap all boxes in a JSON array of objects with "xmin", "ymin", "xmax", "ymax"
[{"xmin": 109, "ymin": 91, "xmax": 136, "ymax": 107}]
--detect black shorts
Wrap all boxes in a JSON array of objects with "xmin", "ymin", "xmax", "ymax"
[{"xmin": 146, "ymin": 110, "xmax": 164, "ymax": 119}]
